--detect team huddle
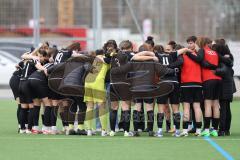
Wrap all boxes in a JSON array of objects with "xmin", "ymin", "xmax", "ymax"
[{"xmin": 9, "ymin": 35, "xmax": 236, "ymax": 137}]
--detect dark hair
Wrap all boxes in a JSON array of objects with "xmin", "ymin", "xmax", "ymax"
[
  {"xmin": 66, "ymin": 42, "xmax": 81, "ymax": 51},
  {"xmin": 168, "ymin": 40, "xmax": 177, "ymax": 50},
  {"xmin": 196, "ymin": 37, "xmax": 212, "ymax": 48},
  {"xmin": 175, "ymin": 44, "xmax": 184, "ymax": 50},
  {"xmin": 213, "ymin": 39, "xmax": 233, "ymax": 59},
  {"xmin": 145, "ymin": 36, "xmax": 155, "ymax": 47},
  {"xmin": 47, "ymin": 47, "xmax": 58, "ymax": 57},
  {"xmin": 96, "ymin": 49, "xmax": 104, "ymax": 55},
  {"xmin": 186, "ymin": 36, "xmax": 197, "ymax": 43},
  {"xmin": 38, "ymin": 50, "xmax": 47, "ymax": 57},
  {"xmin": 119, "ymin": 40, "xmax": 133, "ymax": 50},
  {"xmin": 138, "ymin": 44, "xmax": 149, "ymax": 52},
  {"xmin": 103, "ymin": 39, "xmax": 117, "ymax": 52},
  {"xmin": 153, "ymin": 45, "xmax": 164, "ymax": 53}
]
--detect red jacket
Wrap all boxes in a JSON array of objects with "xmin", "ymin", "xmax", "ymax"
[
  {"xmin": 202, "ymin": 46, "xmax": 221, "ymax": 82},
  {"xmin": 181, "ymin": 52, "xmax": 202, "ymax": 85}
]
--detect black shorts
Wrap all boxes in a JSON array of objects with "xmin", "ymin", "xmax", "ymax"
[
  {"xmin": 9, "ymin": 75, "xmax": 20, "ymax": 100},
  {"xmin": 49, "ymin": 89, "xmax": 65, "ymax": 100},
  {"xmin": 110, "ymin": 84, "xmax": 132, "ymax": 102},
  {"xmin": 29, "ymin": 79, "xmax": 50, "ymax": 99},
  {"xmin": 181, "ymin": 87, "xmax": 203, "ymax": 103},
  {"xmin": 157, "ymin": 82, "xmax": 179, "ymax": 104},
  {"xmin": 203, "ymin": 80, "xmax": 222, "ymax": 100},
  {"xmin": 19, "ymin": 80, "xmax": 33, "ymax": 104},
  {"xmin": 134, "ymin": 98, "xmax": 154, "ymax": 104}
]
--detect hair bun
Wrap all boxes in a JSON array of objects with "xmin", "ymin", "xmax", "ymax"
[{"xmin": 147, "ymin": 36, "xmax": 153, "ymax": 41}]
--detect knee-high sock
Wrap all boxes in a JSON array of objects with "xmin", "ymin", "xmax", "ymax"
[
  {"xmin": 20, "ymin": 108, "xmax": 28, "ymax": 129},
  {"xmin": 17, "ymin": 104, "xmax": 21, "ymax": 125},
  {"xmin": 133, "ymin": 110, "xmax": 140, "ymax": 131},
  {"xmin": 28, "ymin": 108, "xmax": 35, "ymax": 130},
  {"xmin": 157, "ymin": 113, "xmax": 164, "ymax": 129},
  {"xmin": 147, "ymin": 111, "xmax": 154, "ymax": 131},
  {"xmin": 99, "ymin": 107, "xmax": 108, "ymax": 131},
  {"xmin": 33, "ymin": 106, "xmax": 40, "ymax": 127},
  {"xmin": 204, "ymin": 117, "xmax": 211, "ymax": 129},
  {"xmin": 122, "ymin": 110, "xmax": 131, "ymax": 132},
  {"xmin": 110, "ymin": 109, "xmax": 117, "ymax": 131},
  {"xmin": 85, "ymin": 107, "xmax": 94, "ymax": 130},
  {"xmin": 173, "ymin": 112, "xmax": 181, "ymax": 130},
  {"xmin": 51, "ymin": 106, "xmax": 59, "ymax": 126},
  {"xmin": 44, "ymin": 106, "xmax": 52, "ymax": 127}
]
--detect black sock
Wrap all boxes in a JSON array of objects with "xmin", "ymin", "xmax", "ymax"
[
  {"xmin": 133, "ymin": 110, "xmax": 141, "ymax": 131},
  {"xmin": 118, "ymin": 111, "xmax": 124, "ymax": 129},
  {"xmin": 212, "ymin": 118, "xmax": 219, "ymax": 130},
  {"xmin": 183, "ymin": 121, "xmax": 189, "ymax": 130},
  {"xmin": 110, "ymin": 110, "xmax": 117, "ymax": 131},
  {"xmin": 41, "ymin": 114, "xmax": 45, "ymax": 126},
  {"xmin": 147, "ymin": 111, "xmax": 154, "ymax": 131},
  {"xmin": 51, "ymin": 106, "xmax": 59, "ymax": 126},
  {"xmin": 204, "ymin": 117, "xmax": 211, "ymax": 129},
  {"xmin": 44, "ymin": 106, "xmax": 51, "ymax": 127},
  {"xmin": 166, "ymin": 119, "xmax": 171, "ymax": 130},
  {"xmin": 20, "ymin": 108, "xmax": 28, "ymax": 129},
  {"xmin": 173, "ymin": 112, "xmax": 181, "ymax": 130},
  {"xmin": 33, "ymin": 106, "xmax": 40, "ymax": 127},
  {"xmin": 28, "ymin": 108, "xmax": 34, "ymax": 130},
  {"xmin": 157, "ymin": 113, "xmax": 164, "ymax": 128},
  {"xmin": 122, "ymin": 110, "xmax": 131, "ymax": 132},
  {"xmin": 78, "ymin": 106, "xmax": 86, "ymax": 126},
  {"xmin": 196, "ymin": 122, "xmax": 202, "ymax": 129},
  {"xmin": 139, "ymin": 111, "xmax": 145, "ymax": 130},
  {"xmin": 17, "ymin": 104, "xmax": 21, "ymax": 125}
]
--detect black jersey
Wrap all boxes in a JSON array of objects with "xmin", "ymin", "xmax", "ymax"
[
  {"xmin": 19, "ymin": 59, "xmax": 38, "ymax": 80},
  {"xmin": 155, "ymin": 52, "xmax": 183, "ymax": 83},
  {"xmin": 54, "ymin": 49, "xmax": 72, "ymax": 64},
  {"xmin": 12, "ymin": 61, "xmax": 24, "ymax": 77},
  {"xmin": 29, "ymin": 63, "xmax": 54, "ymax": 81}
]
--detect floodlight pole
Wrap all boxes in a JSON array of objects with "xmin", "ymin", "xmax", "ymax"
[
  {"xmin": 92, "ymin": 0, "xmax": 102, "ymax": 50},
  {"xmin": 33, "ymin": 0, "xmax": 40, "ymax": 48}
]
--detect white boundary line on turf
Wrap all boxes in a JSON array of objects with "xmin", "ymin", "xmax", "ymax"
[{"xmin": 0, "ymin": 137, "xmax": 240, "ymax": 141}]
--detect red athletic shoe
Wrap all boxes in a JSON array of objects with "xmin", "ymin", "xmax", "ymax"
[{"xmin": 31, "ymin": 129, "xmax": 42, "ymax": 134}]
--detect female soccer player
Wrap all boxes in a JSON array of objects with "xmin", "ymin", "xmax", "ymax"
[
  {"xmin": 194, "ymin": 37, "xmax": 221, "ymax": 137},
  {"xmin": 18, "ymin": 48, "xmax": 49, "ymax": 133},
  {"xmin": 84, "ymin": 50, "xmax": 110, "ymax": 136},
  {"xmin": 180, "ymin": 36, "xmax": 203, "ymax": 136}
]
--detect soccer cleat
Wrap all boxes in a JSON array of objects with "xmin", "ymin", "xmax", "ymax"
[
  {"xmin": 188, "ymin": 129, "xmax": 196, "ymax": 134},
  {"xmin": 148, "ymin": 131, "xmax": 155, "ymax": 137},
  {"xmin": 210, "ymin": 130, "xmax": 218, "ymax": 137},
  {"xmin": 42, "ymin": 130, "xmax": 51, "ymax": 135},
  {"xmin": 167, "ymin": 128, "xmax": 175, "ymax": 133},
  {"xmin": 194, "ymin": 132, "xmax": 201, "ymax": 137},
  {"xmin": 172, "ymin": 130, "xmax": 181, "ymax": 137},
  {"xmin": 66, "ymin": 129, "xmax": 76, "ymax": 135},
  {"xmin": 26, "ymin": 129, "xmax": 32, "ymax": 134},
  {"xmin": 76, "ymin": 129, "xmax": 87, "ymax": 135},
  {"xmin": 109, "ymin": 131, "xmax": 116, "ymax": 137},
  {"xmin": 137, "ymin": 129, "xmax": 143, "ymax": 132},
  {"xmin": 180, "ymin": 132, "xmax": 188, "ymax": 137},
  {"xmin": 218, "ymin": 131, "xmax": 225, "ymax": 137},
  {"xmin": 118, "ymin": 128, "xmax": 124, "ymax": 132},
  {"xmin": 124, "ymin": 131, "xmax": 134, "ymax": 137},
  {"xmin": 225, "ymin": 131, "xmax": 231, "ymax": 136},
  {"xmin": 101, "ymin": 130, "xmax": 109, "ymax": 137},
  {"xmin": 19, "ymin": 129, "xmax": 26, "ymax": 134},
  {"xmin": 31, "ymin": 129, "xmax": 42, "ymax": 134},
  {"xmin": 201, "ymin": 130, "xmax": 210, "ymax": 137},
  {"xmin": 133, "ymin": 131, "xmax": 140, "ymax": 137},
  {"xmin": 87, "ymin": 130, "xmax": 93, "ymax": 136},
  {"xmin": 155, "ymin": 131, "xmax": 163, "ymax": 137}
]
